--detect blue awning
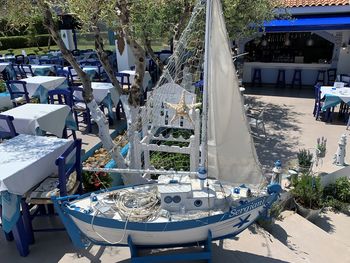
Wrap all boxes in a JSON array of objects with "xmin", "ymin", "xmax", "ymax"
[{"xmin": 264, "ymin": 16, "xmax": 350, "ymax": 32}]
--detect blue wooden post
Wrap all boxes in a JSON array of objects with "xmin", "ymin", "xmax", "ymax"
[
  {"xmin": 11, "ymin": 217, "xmax": 29, "ymax": 257},
  {"xmin": 21, "ymin": 200, "xmax": 35, "ymax": 245},
  {"xmin": 127, "ymin": 230, "xmax": 212, "ymax": 263}
]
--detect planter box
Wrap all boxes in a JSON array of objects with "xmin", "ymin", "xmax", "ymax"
[
  {"xmin": 294, "ymin": 199, "xmax": 322, "ymax": 222},
  {"xmin": 0, "ymin": 92, "xmax": 12, "ymax": 110},
  {"xmin": 82, "ymin": 122, "xmax": 127, "ymax": 186}
]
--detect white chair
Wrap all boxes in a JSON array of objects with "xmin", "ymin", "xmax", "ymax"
[{"xmin": 248, "ymin": 109, "xmax": 266, "ymax": 137}]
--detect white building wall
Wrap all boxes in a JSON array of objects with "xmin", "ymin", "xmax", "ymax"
[{"xmin": 336, "ymin": 30, "xmax": 350, "ymax": 74}]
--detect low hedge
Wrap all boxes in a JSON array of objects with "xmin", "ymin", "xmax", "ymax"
[{"xmin": 0, "ymin": 34, "xmax": 50, "ymax": 50}]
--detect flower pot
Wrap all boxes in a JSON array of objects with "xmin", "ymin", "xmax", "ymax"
[{"xmin": 294, "ymin": 198, "xmax": 322, "ymax": 222}]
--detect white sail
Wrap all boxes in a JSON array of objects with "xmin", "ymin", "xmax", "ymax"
[{"xmin": 206, "ymin": 0, "xmax": 262, "ymax": 185}]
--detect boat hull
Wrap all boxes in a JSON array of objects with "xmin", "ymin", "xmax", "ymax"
[{"xmin": 53, "ymin": 188, "xmax": 280, "ymax": 248}]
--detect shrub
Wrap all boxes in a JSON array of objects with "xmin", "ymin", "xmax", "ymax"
[
  {"xmin": 0, "ymin": 81, "xmax": 6, "ymax": 93},
  {"xmin": 0, "ymin": 34, "xmax": 50, "ymax": 50},
  {"xmin": 291, "ymin": 173, "xmax": 323, "ymax": 209},
  {"xmin": 297, "ymin": 149, "xmax": 313, "ymax": 168},
  {"xmin": 82, "ymin": 171, "xmax": 113, "ymax": 193},
  {"xmin": 323, "ymin": 177, "xmax": 350, "ymax": 212}
]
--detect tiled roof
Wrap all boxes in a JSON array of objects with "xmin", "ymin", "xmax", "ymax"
[{"xmin": 283, "ymin": 0, "xmax": 349, "ymax": 7}]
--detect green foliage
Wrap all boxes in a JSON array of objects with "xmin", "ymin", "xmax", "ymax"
[
  {"xmin": 324, "ymin": 177, "xmax": 350, "ymax": 203},
  {"xmin": 291, "ymin": 174, "xmax": 323, "ymax": 209},
  {"xmin": 0, "ymin": 34, "xmax": 50, "ymax": 50},
  {"xmin": 0, "ymin": 81, "xmax": 6, "ymax": 93},
  {"xmin": 222, "ymin": 0, "xmax": 284, "ymax": 39},
  {"xmin": 297, "ymin": 149, "xmax": 313, "ymax": 168},
  {"xmin": 82, "ymin": 171, "xmax": 113, "ymax": 193}
]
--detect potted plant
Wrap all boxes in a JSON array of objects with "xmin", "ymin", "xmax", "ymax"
[
  {"xmin": 316, "ymin": 137, "xmax": 327, "ymax": 158},
  {"xmin": 297, "ymin": 149, "xmax": 313, "ymax": 173},
  {"xmin": 291, "ymin": 173, "xmax": 323, "ymax": 221}
]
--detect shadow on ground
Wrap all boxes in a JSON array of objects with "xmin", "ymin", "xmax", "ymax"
[{"xmin": 246, "ymin": 96, "xmax": 303, "ymax": 173}]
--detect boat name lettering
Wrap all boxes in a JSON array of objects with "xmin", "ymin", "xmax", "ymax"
[{"xmin": 229, "ymin": 199, "xmax": 265, "ymax": 217}]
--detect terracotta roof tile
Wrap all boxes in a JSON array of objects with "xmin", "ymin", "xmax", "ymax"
[{"xmin": 282, "ymin": 0, "xmax": 349, "ymax": 7}]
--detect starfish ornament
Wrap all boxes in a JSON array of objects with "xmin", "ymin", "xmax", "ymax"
[{"xmin": 164, "ymin": 90, "xmax": 202, "ymax": 123}]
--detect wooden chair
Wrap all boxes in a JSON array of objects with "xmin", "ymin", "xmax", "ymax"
[
  {"xmin": 20, "ymin": 64, "xmax": 35, "ymax": 78},
  {"xmin": 0, "ymin": 114, "xmax": 18, "ymax": 140},
  {"xmin": 116, "ymin": 72, "xmax": 131, "ymax": 93},
  {"xmin": 22, "ymin": 139, "xmax": 82, "ymax": 240},
  {"xmin": 47, "ymin": 89, "xmax": 77, "ymax": 139},
  {"xmin": 71, "ymin": 86, "xmax": 92, "ymax": 132},
  {"xmin": 6, "ymin": 80, "xmax": 31, "ymax": 107}
]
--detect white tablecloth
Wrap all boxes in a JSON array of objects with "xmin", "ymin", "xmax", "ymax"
[
  {"xmin": 76, "ymin": 82, "xmax": 119, "ymax": 107},
  {"xmin": 18, "ymin": 76, "xmax": 66, "ymax": 97},
  {"xmin": 0, "ymin": 103, "xmax": 71, "ymax": 137},
  {"xmin": 0, "ymin": 134, "xmax": 72, "ymax": 195},
  {"xmin": 31, "ymin": 65, "xmax": 55, "ymax": 76},
  {"xmin": 0, "ymin": 62, "xmax": 10, "ymax": 72},
  {"xmin": 320, "ymin": 86, "xmax": 350, "ymax": 103},
  {"xmin": 119, "ymin": 70, "xmax": 152, "ymax": 91}
]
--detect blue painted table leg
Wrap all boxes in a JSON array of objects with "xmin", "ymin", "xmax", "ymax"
[
  {"xmin": 11, "ymin": 217, "xmax": 29, "ymax": 257},
  {"xmin": 21, "ymin": 200, "xmax": 34, "ymax": 244}
]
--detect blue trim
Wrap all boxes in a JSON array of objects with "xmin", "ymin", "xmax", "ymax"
[
  {"xmin": 264, "ymin": 16, "xmax": 350, "ymax": 32},
  {"xmin": 60, "ymin": 194, "xmax": 268, "ymax": 232},
  {"xmin": 53, "ymin": 185, "xmax": 280, "ymax": 248}
]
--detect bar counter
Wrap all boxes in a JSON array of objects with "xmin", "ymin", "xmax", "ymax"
[{"xmin": 243, "ymin": 62, "xmax": 332, "ymax": 86}]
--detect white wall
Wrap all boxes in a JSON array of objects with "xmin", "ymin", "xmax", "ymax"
[
  {"xmin": 115, "ymin": 38, "xmax": 135, "ymax": 71},
  {"xmin": 336, "ymin": 30, "xmax": 350, "ymax": 74}
]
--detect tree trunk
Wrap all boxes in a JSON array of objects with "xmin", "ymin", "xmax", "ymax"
[
  {"xmin": 143, "ymin": 35, "xmax": 164, "ymax": 72},
  {"xmin": 38, "ymin": 1, "xmax": 149, "ymax": 185},
  {"xmin": 93, "ymin": 25, "xmax": 123, "ymax": 95}
]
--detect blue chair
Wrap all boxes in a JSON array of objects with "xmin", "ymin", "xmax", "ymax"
[
  {"xmin": 39, "ymin": 58, "xmax": 51, "ymax": 65},
  {"xmin": 48, "ymin": 89, "xmax": 77, "ymax": 139},
  {"xmin": 313, "ymin": 83, "xmax": 322, "ymax": 120},
  {"xmin": 0, "ymin": 114, "xmax": 17, "ymax": 139},
  {"xmin": 67, "ymin": 66, "xmax": 81, "ymax": 85},
  {"xmin": 251, "ymin": 68, "xmax": 262, "ymax": 87},
  {"xmin": 276, "ymin": 69, "xmax": 286, "ymax": 88},
  {"xmin": 71, "ymin": 86, "xmax": 92, "ymax": 132},
  {"xmin": 327, "ymin": 68, "xmax": 337, "ymax": 86},
  {"xmin": 292, "ymin": 69, "xmax": 302, "ymax": 89},
  {"xmin": 15, "ymin": 55, "xmax": 25, "ymax": 65},
  {"xmin": 20, "ymin": 64, "xmax": 35, "ymax": 78},
  {"xmin": 339, "ymin": 74, "xmax": 350, "ymax": 86},
  {"xmin": 6, "ymin": 80, "xmax": 30, "ymax": 107},
  {"xmin": 315, "ymin": 70, "xmax": 326, "ymax": 86},
  {"xmin": 56, "ymin": 69, "xmax": 70, "ymax": 84},
  {"xmin": 22, "ymin": 139, "xmax": 82, "ymax": 241},
  {"xmin": 116, "ymin": 72, "xmax": 131, "ymax": 92}
]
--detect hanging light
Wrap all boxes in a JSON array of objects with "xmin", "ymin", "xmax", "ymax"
[
  {"xmin": 306, "ymin": 38, "xmax": 314, "ymax": 46},
  {"xmin": 342, "ymin": 43, "xmax": 347, "ymax": 50},
  {"xmin": 284, "ymin": 33, "xmax": 291, "ymax": 46}
]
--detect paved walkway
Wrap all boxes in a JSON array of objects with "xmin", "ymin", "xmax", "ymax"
[{"xmin": 1, "ymin": 87, "xmax": 350, "ymax": 262}]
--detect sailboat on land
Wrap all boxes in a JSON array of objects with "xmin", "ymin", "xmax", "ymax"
[{"xmin": 53, "ymin": 0, "xmax": 281, "ymax": 248}]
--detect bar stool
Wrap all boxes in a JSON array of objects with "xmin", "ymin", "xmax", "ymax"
[
  {"xmin": 327, "ymin": 68, "xmax": 337, "ymax": 86},
  {"xmin": 252, "ymin": 68, "xmax": 262, "ymax": 87},
  {"xmin": 292, "ymin": 69, "xmax": 302, "ymax": 89},
  {"xmin": 315, "ymin": 70, "xmax": 326, "ymax": 86},
  {"xmin": 276, "ymin": 69, "xmax": 286, "ymax": 88}
]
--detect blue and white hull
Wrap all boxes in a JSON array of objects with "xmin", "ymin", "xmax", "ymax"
[{"xmin": 53, "ymin": 183, "xmax": 280, "ymax": 248}]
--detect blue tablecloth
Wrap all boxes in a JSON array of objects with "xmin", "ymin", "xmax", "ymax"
[{"xmin": 0, "ymin": 191, "xmax": 21, "ymax": 233}]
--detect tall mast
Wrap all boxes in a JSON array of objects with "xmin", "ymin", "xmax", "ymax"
[{"xmin": 200, "ymin": 0, "xmax": 212, "ymax": 167}]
